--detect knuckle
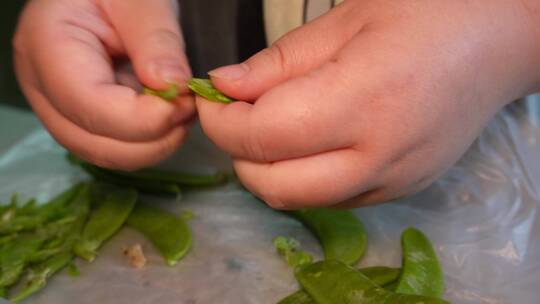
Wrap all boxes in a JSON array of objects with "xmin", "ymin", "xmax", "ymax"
[{"xmin": 261, "ymin": 40, "xmax": 295, "ymax": 77}]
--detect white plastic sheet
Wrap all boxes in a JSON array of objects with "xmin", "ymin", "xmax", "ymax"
[{"xmin": 1, "ymin": 102, "xmax": 539, "ymax": 303}]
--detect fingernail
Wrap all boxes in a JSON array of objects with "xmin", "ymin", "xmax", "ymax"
[
  {"xmin": 152, "ymin": 60, "xmax": 187, "ymax": 83},
  {"xmin": 208, "ymin": 63, "xmax": 249, "ymax": 80}
]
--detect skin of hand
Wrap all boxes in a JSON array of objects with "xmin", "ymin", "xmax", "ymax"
[
  {"xmin": 197, "ymin": 0, "xmax": 540, "ymax": 209},
  {"xmin": 13, "ymin": 0, "xmax": 195, "ymax": 170}
]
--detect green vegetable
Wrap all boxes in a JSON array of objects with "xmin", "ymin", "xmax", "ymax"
[
  {"xmin": 68, "ymin": 153, "xmax": 227, "ymax": 193},
  {"xmin": 74, "ymin": 184, "xmax": 137, "ymax": 261},
  {"xmin": 273, "ymin": 236, "xmax": 313, "ymax": 268},
  {"xmin": 278, "ymin": 290, "xmax": 316, "ymax": 304},
  {"xmin": 277, "ymin": 266, "xmax": 401, "ymax": 303},
  {"xmin": 187, "ymin": 78, "xmax": 234, "ymax": 103},
  {"xmin": 144, "ymin": 84, "xmax": 178, "ymax": 101},
  {"xmin": 10, "ymin": 252, "xmax": 74, "ymax": 303},
  {"xmin": 127, "ymin": 202, "xmax": 192, "ymax": 266},
  {"xmin": 290, "ymin": 209, "xmax": 367, "ymax": 266},
  {"xmin": 9, "ymin": 184, "xmax": 92, "ymax": 303},
  {"xmin": 396, "ymin": 228, "xmax": 445, "ymax": 298},
  {"xmin": 296, "ymin": 260, "xmax": 449, "ymax": 304},
  {"xmin": 0, "ymin": 234, "xmax": 47, "ymax": 287}
]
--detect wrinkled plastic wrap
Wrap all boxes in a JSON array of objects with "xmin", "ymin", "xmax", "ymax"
[{"xmin": 1, "ymin": 103, "xmax": 540, "ymax": 304}]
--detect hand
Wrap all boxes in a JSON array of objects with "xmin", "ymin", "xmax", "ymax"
[
  {"xmin": 197, "ymin": 0, "xmax": 540, "ymax": 209},
  {"xmin": 13, "ymin": 0, "xmax": 195, "ymax": 170}
]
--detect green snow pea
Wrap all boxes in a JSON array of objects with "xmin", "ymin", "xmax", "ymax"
[
  {"xmin": 187, "ymin": 78, "xmax": 234, "ymax": 103},
  {"xmin": 289, "ymin": 209, "xmax": 367, "ymax": 266},
  {"xmin": 76, "ymin": 161, "xmax": 180, "ymax": 194},
  {"xmin": 127, "ymin": 202, "xmax": 192, "ymax": 266},
  {"xmin": 144, "ymin": 84, "xmax": 178, "ymax": 101},
  {"xmin": 68, "ymin": 153, "xmax": 227, "ymax": 192},
  {"xmin": 296, "ymin": 260, "xmax": 450, "ymax": 304},
  {"xmin": 74, "ymin": 184, "xmax": 137, "ymax": 261},
  {"xmin": 277, "ymin": 266, "xmax": 401, "ymax": 304},
  {"xmin": 395, "ymin": 227, "xmax": 445, "ymax": 298}
]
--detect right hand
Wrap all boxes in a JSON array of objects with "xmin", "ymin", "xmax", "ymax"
[{"xmin": 13, "ymin": 0, "xmax": 195, "ymax": 170}]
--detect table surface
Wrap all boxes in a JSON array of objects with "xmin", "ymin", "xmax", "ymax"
[{"xmin": 0, "ymin": 105, "xmax": 40, "ymax": 154}]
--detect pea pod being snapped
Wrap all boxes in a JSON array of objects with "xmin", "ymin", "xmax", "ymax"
[
  {"xmin": 396, "ymin": 227, "xmax": 445, "ymax": 298},
  {"xmin": 187, "ymin": 78, "xmax": 234, "ymax": 103},
  {"xmin": 296, "ymin": 260, "xmax": 450, "ymax": 304},
  {"xmin": 289, "ymin": 209, "xmax": 367, "ymax": 266},
  {"xmin": 74, "ymin": 184, "xmax": 137, "ymax": 261},
  {"xmin": 127, "ymin": 202, "xmax": 192, "ymax": 266},
  {"xmin": 144, "ymin": 84, "xmax": 178, "ymax": 101}
]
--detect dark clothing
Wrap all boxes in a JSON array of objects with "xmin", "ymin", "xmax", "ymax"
[{"xmin": 180, "ymin": 0, "xmax": 266, "ymax": 77}]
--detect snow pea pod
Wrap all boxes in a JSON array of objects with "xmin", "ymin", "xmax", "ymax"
[
  {"xmin": 188, "ymin": 78, "xmax": 234, "ymax": 103},
  {"xmin": 74, "ymin": 184, "xmax": 137, "ymax": 261},
  {"xmin": 127, "ymin": 202, "xmax": 192, "ymax": 266},
  {"xmin": 289, "ymin": 209, "xmax": 367, "ymax": 266},
  {"xmin": 396, "ymin": 227, "xmax": 445, "ymax": 298},
  {"xmin": 296, "ymin": 260, "xmax": 450, "ymax": 304},
  {"xmin": 277, "ymin": 266, "xmax": 401, "ymax": 304},
  {"xmin": 79, "ymin": 162, "xmax": 181, "ymax": 194}
]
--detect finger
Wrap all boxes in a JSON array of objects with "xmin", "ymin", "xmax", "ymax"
[
  {"xmin": 102, "ymin": 0, "xmax": 191, "ymax": 90},
  {"xmin": 16, "ymin": 55, "xmax": 188, "ymax": 171},
  {"xmin": 208, "ymin": 1, "xmax": 366, "ymax": 101},
  {"xmin": 29, "ymin": 20, "xmax": 194, "ymax": 142},
  {"xmin": 233, "ymin": 148, "xmax": 378, "ymax": 209},
  {"xmin": 197, "ymin": 66, "xmax": 359, "ymax": 163}
]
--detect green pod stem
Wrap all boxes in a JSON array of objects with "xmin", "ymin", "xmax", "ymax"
[
  {"xmin": 74, "ymin": 184, "xmax": 137, "ymax": 262},
  {"xmin": 127, "ymin": 202, "xmax": 192, "ymax": 266},
  {"xmin": 278, "ymin": 290, "xmax": 316, "ymax": 304},
  {"xmin": 396, "ymin": 227, "xmax": 445, "ymax": 298},
  {"xmin": 277, "ymin": 266, "xmax": 401, "ymax": 304},
  {"xmin": 187, "ymin": 78, "xmax": 234, "ymax": 104},
  {"xmin": 289, "ymin": 209, "xmax": 367, "ymax": 266},
  {"xmin": 358, "ymin": 266, "xmax": 401, "ymax": 287},
  {"xmin": 296, "ymin": 260, "xmax": 450, "ymax": 304},
  {"xmin": 143, "ymin": 84, "xmax": 178, "ymax": 101}
]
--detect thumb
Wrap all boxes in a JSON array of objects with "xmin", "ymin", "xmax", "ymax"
[
  {"xmin": 102, "ymin": 0, "xmax": 191, "ymax": 90},
  {"xmin": 208, "ymin": 2, "xmax": 362, "ymax": 101}
]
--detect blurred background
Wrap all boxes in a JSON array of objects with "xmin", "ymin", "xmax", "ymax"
[{"xmin": 0, "ymin": 1, "xmax": 26, "ymax": 109}]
